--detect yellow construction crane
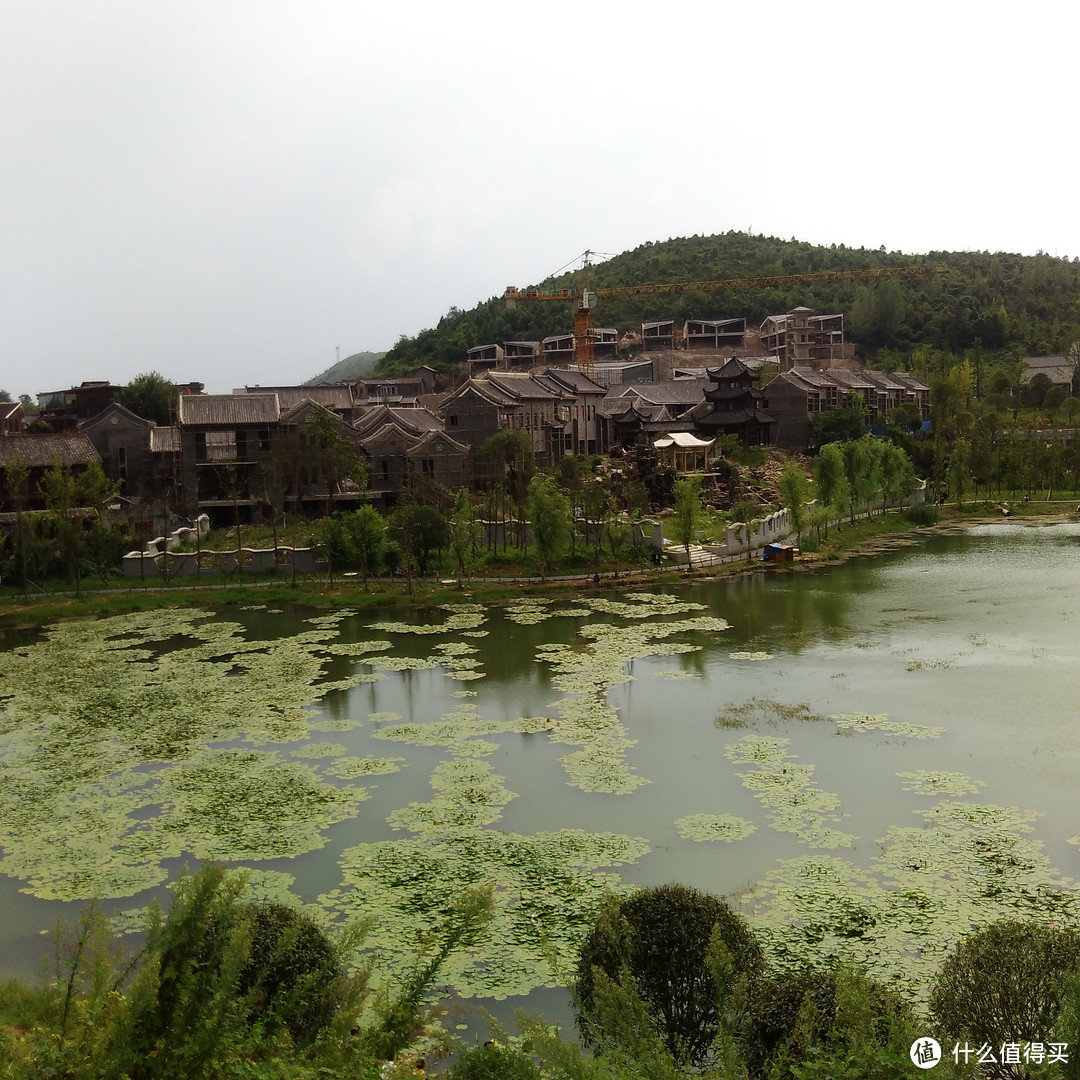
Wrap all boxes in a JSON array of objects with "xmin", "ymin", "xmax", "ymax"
[{"xmin": 505, "ymin": 250, "xmax": 949, "ymax": 378}]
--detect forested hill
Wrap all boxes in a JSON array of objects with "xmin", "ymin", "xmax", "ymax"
[
  {"xmin": 307, "ymin": 351, "xmax": 385, "ymax": 384},
  {"xmin": 378, "ymin": 231, "xmax": 1080, "ymax": 374}
]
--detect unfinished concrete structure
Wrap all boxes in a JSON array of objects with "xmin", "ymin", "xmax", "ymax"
[
  {"xmin": 683, "ymin": 318, "xmax": 746, "ymax": 351},
  {"xmin": 759, "ymin": 307, "xmax": 853, "ymax": 370}
]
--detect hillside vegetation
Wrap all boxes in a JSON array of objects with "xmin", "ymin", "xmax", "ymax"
[
  {"xmin": 307, "ymin": 350, "xmax": 386, "ymax": 385},
  {"xmin": 378, "ymin": 231, "xmax": 1080, "ymax": 374}
]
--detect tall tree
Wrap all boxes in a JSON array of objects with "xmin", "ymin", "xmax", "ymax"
[
  {"xmin": 526, "ymin": 474, "xmax": 571, "ymax": 581},
  {"xmin": 670, "ymin": 475, "xmax": 704, "ymax": 569},
  {"xmin": 778, "ymin": 460, "xmax": 809, "ymax": 545},
  {"xmin": 389, "ymin": 501, "xmax": 448, "ymax": 586},
  {"xmin": 812, "ymin": 443, "xmax": 850, "ymax": 539},
  {"xmin": 116, "ymin": 372, "xmax": 179, "ymax": 425},
  {"xmin": 78, "ymin": 460, "xmax": 122, "ymax": 584},
  {"xmin": 948, "ymin": 436, "xmax": 972, "ymax": 506},
  {"xmin": 448, "ymin": 488, "xmax": 480, "ymax": 585},
  {"xmin": 879, "ymin": 443, "xmax": 916, "ymax": 510},
  {"xmin": 38, "ymin": 456, "xmax": 84, "ymax": 598},
  {"xmin": 305, "ymin": 409, "xmax": 367, "ymax": 515},
  {"xmin": 6, "ymin": 455, "xmax": 31, "ymax": 599}
]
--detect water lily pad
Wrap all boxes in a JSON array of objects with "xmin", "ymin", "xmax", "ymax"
[
  {"xmin": 675, "ymin": 814, "xmax": 756, "ymax": 842},
  {"xmin": 897, "ymin": 771, "xmax": 984, "ymax": 796}
]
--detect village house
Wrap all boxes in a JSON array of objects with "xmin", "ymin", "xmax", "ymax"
[
  {"xmin": 356, "ymin": 405, "xmax": 467, "ymax": 507},
  {"xmin": 37, "ymin": 382, "xmax": 121, "ymax": 432},
  {"xmin": 1, "ymin": 400, "xmax": 24, "ymax": 435},
  {"xmin": 764, "ymin": 365, "xmax": 931, "ymax": 449},
  {"xmin": 0, "ymin": 432, "xmax": 101, "ymax": 511},
  {"xmin": 597, "ymin": 378, "xmax": 709, "ymax": 448},
  {"xmin": 243, "ymin": 384, "xmax": 358, "ymax": 424},
  {"xmin": 442, "ymin": 372, "xmax": 566, "ymax": 462},
  {"xmin": 533, "ymin": 368, "xmax": 607, "ymax": 455},
  {"xmin": 176, "ymin": 393, "xmax": 281, "ymax": 521},
  {"xmin": 1022, "ymin": 356, "xmax": 1078, "ymax": 395},
  {"xmin": 465, "ymin": 343, "xmax": 505, "ymax": 374},
  {"xmin": 79, "ymin": 402, "xmax": 157, "ymax": 496}
]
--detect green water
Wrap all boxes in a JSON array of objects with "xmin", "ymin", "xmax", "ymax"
[{"xmin": 2, "ymin": 521, "xmax": 1079, "ymax": 1013}]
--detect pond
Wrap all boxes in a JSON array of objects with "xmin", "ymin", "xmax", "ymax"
[{"xmin": 2, "ymin": 520, "xmax": 1079, "ymax": 1020}]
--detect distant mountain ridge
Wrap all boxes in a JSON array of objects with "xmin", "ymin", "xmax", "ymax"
[
  {"xmin": 307, "ymin": 351, "xmax": 385, "ymax": 385},
  {"xmin": 376, "ymin": 231, "xmax": 1080, "ymax": 375}
]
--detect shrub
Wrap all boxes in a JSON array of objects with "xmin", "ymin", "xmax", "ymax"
[
  {"xmin": 448, "ymin": 1041, "xmax": 542, "ymax": 1079},
  {"xmin": 232, "ymin": 902, "xmax": 343, "ymax": 1043},
  {"xmin": 904, "ymin": 502, "xmax": 939, "ymax": 526},
  {"xmin": 930, "ymin": 920, "xmax": 1080, "ymax": 1072},
  {"xmin": 574, "ymin": 883, "xmax": 763, "ymax": 1068},
  {"xmin": 737, "ymin": 964, "xmax": 916, "ymax": 1079}
]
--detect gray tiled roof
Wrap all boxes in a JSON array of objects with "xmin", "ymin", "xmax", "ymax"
[
  {"xmin": 178, "ymin": 394, "xmax": 280, "ymax": 426},
  {"xmin": 247, "ymin": 385, "xmax": 354, "ymax": 411},
  {"xmin": 0, "ymin": 432, "xmax": 100, "ymax": 467}
]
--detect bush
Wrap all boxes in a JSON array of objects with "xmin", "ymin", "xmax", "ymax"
[
  {"xmin": 231, "ymin": 902, "xmax": 343, "ymax": 1043},
  {"xmin": 904, "ymin": 502, "xmax": 939, "ymax": 525},
  {"xmin": 738, "ymin": 964, "xmax": 916, "ymax": 1080},
  {"xmin": 930, "ymin": 920, "xmax": 1080, "ymax": 1068},
  {"xmin": 574, "ymin": 883, "xmax": 763, "ymax": 1068},
  {"xmin": 448, "ymin": 1041, "xmax": 542, "ymax": 1079}
]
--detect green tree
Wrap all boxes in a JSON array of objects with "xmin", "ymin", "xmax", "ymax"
[
  {"xmin": 879, "ymin": 442, "xmax": 916, "ymax": 511},
  {"xmin": 305, "ymin": 408, "xmax": 367, "ymax": 515},
  {"xmin": 605, "ymin": 503, "xmax": 631, "ymax": 577},
  {"xmin": 841, "ymin": 437, "xmax": 873, "ymax": 523},
  {"xmin": 670, "ymin": 475, "xmax": 703, "ymax": 569},
  {"xmin": 580, "ymin": 482, "xmax": 612, "ymax": 565},
  {"xmin": 930, "ymin": 920, "xmax": 1080, "ymax": 1080},
  {"xmin": 448, "ymin": 487, "xmax": 480, "ymax": 585},
  {"xmin": 77, "ymin": 460, "xmax": 123, "ymax": 584},
  {"xmin": 526, "ymin": 474, "xmax": 571, "ymax": 581},
  {"xmin": 5, "ymin": 454, "xmax": 32, "ymax": 599},
  {"xmin": 948, "ymin": 435, "xmax": 972, "ymax": 506},
  {"xmin": 389, "ymin": 501, "xmax": 449, "ymax": 582},
  {"xmin": 731, "ymin": 498, "xmax": 761, "ymax": 562},
  {"xmin": 115, "ymin": 371, "xmax": 179, "ymax": 425},
  {"xmin": 574, "ymin": 883, "xmax": 763, "ymax": 1069},
  {"xmin": 808, "ymin": 392, "xmax": 869, "ymax": 449},
  {"xmin": 38, "ymin": 456, "xmax": 85, "ymax": 598},
  {"xmin": 778, "ymin": 459, "xmax": 809, "ymax": 545},
  {"xmin": 739, "ymin": 964, "xmax": 919, "ymax": 1080},
  {"xmin": 812, "ymin": 442, "xmax": 850, "ymax": 539},
  {"xmin": 346, "ymin": 505, "xmax": 386, "ymax": 590}
]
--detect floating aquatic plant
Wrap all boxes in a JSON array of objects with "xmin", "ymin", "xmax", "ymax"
[
  {"xmin": 896, "ymin": 771, "xmax": 983, "ymax": 796},
  {"xmin": 729, "ymin": 651, "xmax": 775, "ymax": 661},
  {"xmin": 744, "ymin": 799, "xmax": 1080, "ymax": 998},
  {"xmin": 725, "ymin": 735, "xmax": 855, "ymax": 849},
  {"xmin": 0, "ymin": 610, "xmax": 390, "ymax": 899},
  {"xmin": 675, "ymin": 814, "xmax": 756, "ymax": 842},
  {"xmin": 321, "ymin": 827, "xmax": 650, "ymax": 999},
  {"xmin": 832, "ymin": 713, "xmax": 944, "ymax": 739},
  {"xmin": 716, "ymin": 698, "xmax": 826, "ymax": 730},
  {"xmin": 290, "ymin": 742, "xmax": 348, "ymax": 759}
]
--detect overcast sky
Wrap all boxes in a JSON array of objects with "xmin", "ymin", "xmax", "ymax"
[{"xmin": 3, "ymin": 1, "xmax": 1077, "ymax": 396}]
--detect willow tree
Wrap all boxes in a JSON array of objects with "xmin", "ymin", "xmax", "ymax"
[
  {"xmin": 526, "ymin": 474, "xmax": 570, "ymax": 581},
  {"xmin": 670, "ymin": 475, "xmax": 703, "ymax": 570},
  {"xmin": 812, "ymin": 442, "xmax": 850, "ymax": 539},
  {"xmin": 778, "ymin": 460, "xmax": 809, "ymax": 545}
]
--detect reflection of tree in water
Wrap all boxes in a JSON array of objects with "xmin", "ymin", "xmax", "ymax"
[{"xmin": 701, "ymin": 574, "xmax": 854, "ymax": 655}]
